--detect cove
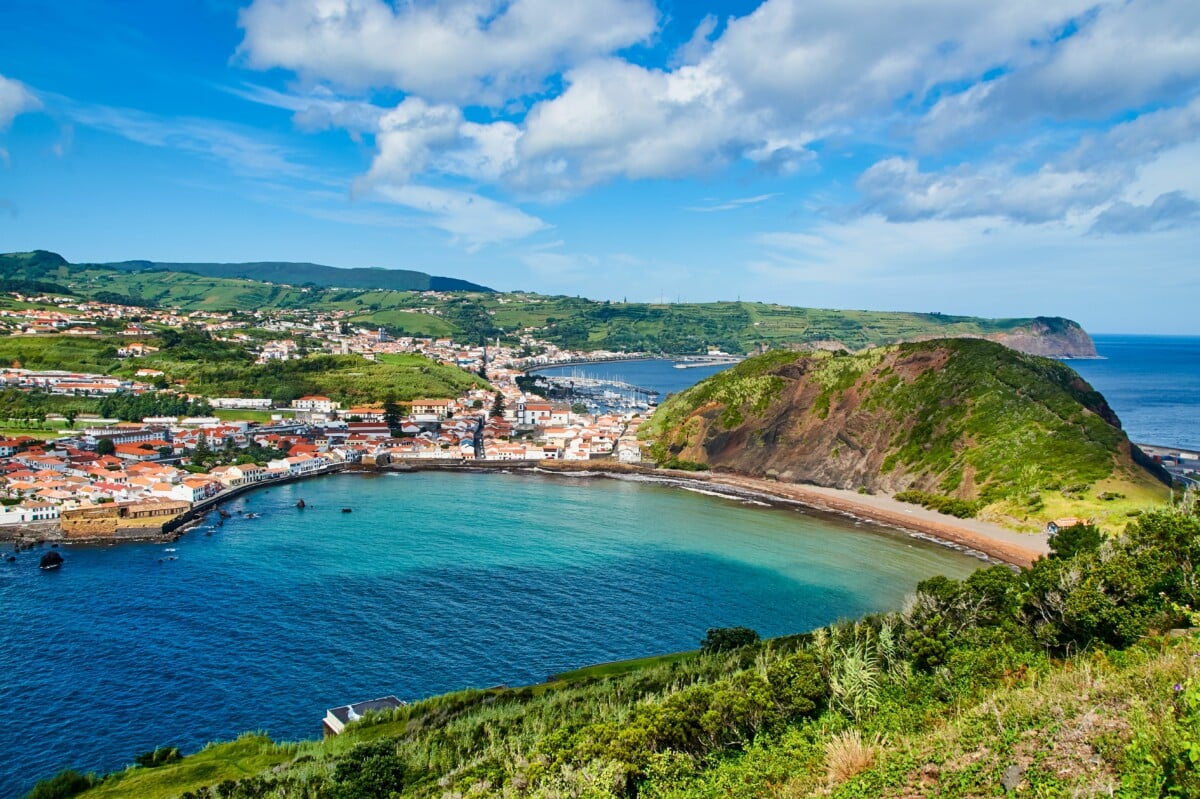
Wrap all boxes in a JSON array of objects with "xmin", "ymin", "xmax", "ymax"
[{"xmin": 0, "ymin": 471, "xmax": 981, "ymax": 797}]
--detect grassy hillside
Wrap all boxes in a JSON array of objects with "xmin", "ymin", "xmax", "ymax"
[
  {"xmin": 643, "ymin": 339, "xmax": 1169, "ymax": 531},
  {"xmin": 2, "ymin": 252, "xmax": 1096, "ymax": 355},
  {"xmin": 0, "ymin": 333, "xmax": 485, "ymax": 404},
  {"xmin": 102, "ymin": 259, "xmax": 493, "ymax": 293},
  {"xmin": 39, "ymin": 506, "xmax": 1200, "ymax": 799}
]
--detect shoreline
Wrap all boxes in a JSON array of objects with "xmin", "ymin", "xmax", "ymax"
[
  {"xmin": 5, "ymin": 460, "xmax": 1048, "ymax": 567},
  {"xmin": 384, "ymin": 460, "xmax": 1050, "ymax": 568}
]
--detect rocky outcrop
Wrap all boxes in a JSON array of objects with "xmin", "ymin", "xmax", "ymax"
[{"xmin": 985, "ymin": 317, "xmax": 1098, "ymax": 358}]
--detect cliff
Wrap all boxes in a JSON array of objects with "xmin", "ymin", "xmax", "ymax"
[
  {"xmin": 984, "ymin": 316, "xmax": 1098, "ymax": 357},
  {"xmin": 643, "ymin": 339, "xmax": 1166, "ymax": 525}
]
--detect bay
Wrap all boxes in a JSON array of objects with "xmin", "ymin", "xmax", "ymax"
[{"xmin": 0, "ymin": 471, "xmax": 980, "ymax": 796}]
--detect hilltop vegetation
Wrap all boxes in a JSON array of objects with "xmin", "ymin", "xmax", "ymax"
[
  {"xmin": 643, "ymin": 339, "xmax": 1169, "ymax": 531},
  {"xmin": 0, "ymin": 251, "xmax": 1096, "ymax": 355},
  {"xmin": 101, "ymin": 259, "xmax": 492, "ymax": 293},
  {"xmin": 0, "ymin": 332, "xmax": 486, "ymax": 405},
  {"xmin": 36, "ymin": 505, "xmax": 1200, "ymax": 799}
]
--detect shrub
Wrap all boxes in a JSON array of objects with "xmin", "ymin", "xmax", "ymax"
[
  {"xmin": 134, "ymin": 747, "xmax": 182, "ymax": 768},
  {"xmin": 1049, "ymin": 522, "xmax": 1103, "ymax": 559},
  {"xmin": 24, "ymin": 770, "xmax": 99, "ymax": 799},
  {"xmin": 825, "ymin": 730, "xmax": 877, "ymax": 786},
  {"xmin": 700, "ymin": 626, "xmax": 760, "ymax": 653}
]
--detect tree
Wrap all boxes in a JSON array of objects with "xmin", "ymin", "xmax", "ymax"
[
  {"xmin": 383, "ymin": 396, "xmax": 403, "ymax": 436},
  {"xmin": 491, "ymin": 391, "xmax": 505, "ymax": 418},
  {"xmin": 63, "ymin": 409, "xmax": 78, "ymax": 429},
  {"xmin": 96, "ymin": 437, "xmax": 115, "ymax": 457},
  {"xmin": 1049, "ymin": 522, "xmax": 1103, "ymax": 559},
  {"xmin": 700, "ymin": 626, "xmax": 760, "ymax": 654},
  {"xmin": 193, "ymin": 432, "xmax": 212, "ymax": 466}
]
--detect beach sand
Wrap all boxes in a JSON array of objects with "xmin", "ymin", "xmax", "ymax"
[{"xmin": 526, "ymin": 462, "xmax": 1050, "ymax": 567}]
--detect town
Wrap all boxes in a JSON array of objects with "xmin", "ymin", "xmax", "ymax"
[{"xmin": 0, "ymin": 289, "xmax": 655, "ymax": 541}]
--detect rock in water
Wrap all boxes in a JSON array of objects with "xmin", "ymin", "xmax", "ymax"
[{"xmin": 39, "ymin": 551, "xmax": 64, "ymax": 570}]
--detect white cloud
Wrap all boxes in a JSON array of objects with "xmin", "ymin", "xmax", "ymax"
[
  {"xmin": 685, "ymin": 193, "xmax": 779, "ymax": 212},
  {"xmin": 236, "ymin": 0, "xmax": 658, "ymax": 105},
  {"xmin": 227, "ymin": 83, "xmax": 385, "ymax": 134},
  {"xmin": 372, "ymin": 183, "xmax": 548, "ymax": 248},
  {"xmin": 1090, "ymin": 191, "xmax": 1200, "ymax": 235},
  {"xmin": 235, "ymin": 0, "xmax": 1200, "ymax": 243},
  {"xmin": 860, "ymin": 95, "xmax": 1200, "ymax": 226},
  {"xmin": 0, "ymin": 74, "xmax": 41, "ymax": 129},
  {"xmin": 66, "ymin": 101, "xmax": 314, "ymax": 178},
  {"xmin": 856, "ymin": 157, "xmax": 1120, "ymax": 224}
]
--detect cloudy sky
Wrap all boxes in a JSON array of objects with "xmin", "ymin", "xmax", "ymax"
[{"xmin": 1, "ymin": 0, "xmax": 1198, "ymax": 332}]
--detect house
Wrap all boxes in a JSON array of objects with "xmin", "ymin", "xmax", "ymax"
[
  {"xmin": 0, "ymin": 501, "xmax": 60, "ymax": 525},
  {"xmin": 1046, "ymin": 517, "xmax": 1091, "ymax": 535},
  {"xmin": 209, "ymin": 464, "xmax": 267, "ymax": 488},
  {"xmin": 519, "ymin": 401, "xmax": 552, "ymax": 426},
  {"xmin": 409, "ymin": 398, "xmax": 452, "ymax": 418},
  {"xmin": 323, "ymin": 696, "xmax": 405, "ymax": 737},
  {"xmin": 292, "ymin": 395, "xmax": 339, "ymax": 413}
]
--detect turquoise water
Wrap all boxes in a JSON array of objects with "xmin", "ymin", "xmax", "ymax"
[{"xmin": 0, "ymin": 471, "xmax": 980, "ymax": 796}]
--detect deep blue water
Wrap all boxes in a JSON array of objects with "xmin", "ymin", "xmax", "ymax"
[
  {"xmin": 0, "ymin": 472, "xmax": 980, "ymax": 797},
  {"xmin": 534, "ymin": 359, "xmax": 732, "ymax": 397},
  {"xmin": 1069, "ymin": 335, "xmax": 1200, "ymax": 451}
]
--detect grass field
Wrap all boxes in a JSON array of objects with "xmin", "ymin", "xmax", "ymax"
[{"xmin": 212, "ymin": 409, "xmax": 292, "ymax": 423}]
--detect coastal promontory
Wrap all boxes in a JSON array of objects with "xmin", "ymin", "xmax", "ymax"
[{"xmin": 643, "ymin": 339, "xmax": 1168, "ymax": 529}]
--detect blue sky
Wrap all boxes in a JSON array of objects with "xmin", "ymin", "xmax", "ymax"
[{"xmin": 1, "ymin": 0, "xmax": 1199, "ymax": 333}]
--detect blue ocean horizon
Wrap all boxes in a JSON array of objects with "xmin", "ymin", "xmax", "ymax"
[{"xmin": 1069, "ymin": 334, "xmax": 1200, "ymax": 451}]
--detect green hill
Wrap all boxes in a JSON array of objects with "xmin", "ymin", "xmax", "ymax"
[
  {"xmin": 36, "ymin": 506, "xmax": 1200, "ymax": 799},
  {"xmin": 100, "ymin": 259, "xmax": 493, "ymax": 293},
  {"xmin": 643, "ymin": 339, "xmax": 1169, "ymax": 531},
  {"xmin": 1, "ymin": 251, "xmax": 1098, "ymax": 355}
]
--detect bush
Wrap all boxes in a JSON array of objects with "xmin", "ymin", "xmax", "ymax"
[
  {"xmin": 700, "ymin": 626, "xmax": 760, "ymax": 653},
  {"xmin": 1049, "ymin": 522, "xmax": 1103, "ymax": 559},
  {"xmin": 134, "ymin": 747, "xmax": 182, "ymax": 768},
  {"xmin": 24, "ymin": 769, "xmax": 99, "ymax": 799},
  {"xmin": 894, "ymin": 489, "xmax": 983, "ymax": 518}
]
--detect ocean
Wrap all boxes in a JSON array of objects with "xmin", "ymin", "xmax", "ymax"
[
  {"xmin": 1069, "ymin": 335, "xmax": 1200, "ymax": 451},
  {"xmin": 0, "ymin": 472, "xmax": 980, "ymax": 797}
]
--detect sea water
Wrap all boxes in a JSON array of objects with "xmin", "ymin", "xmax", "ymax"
[
  {"xmin": 0, "ymin": 472, "xmax": 980, "ymax": 796},
  {"xmin": 1070, "ymin": 334, "xmax": 1200, "ymax": 451}
]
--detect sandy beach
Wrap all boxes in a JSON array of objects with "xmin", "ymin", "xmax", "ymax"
[{"xmin": 525, "ymin": 462, "xmax": 1050, "ymax": 567}]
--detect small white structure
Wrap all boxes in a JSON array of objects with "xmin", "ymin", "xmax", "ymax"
[{"xmin": 323, "ymin": 696, "xmax": 405, "ymax": 736}]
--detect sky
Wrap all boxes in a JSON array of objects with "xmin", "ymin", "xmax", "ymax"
[{"xmin": 1, "ymin": 0, "xmax": 1198, "ymax": 334}]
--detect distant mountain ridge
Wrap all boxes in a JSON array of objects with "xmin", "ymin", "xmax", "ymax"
[
  {"xmin": 97, "ymin": 259, "xmax": 493, "ymax": 293},
  {"xmin": 0, "ymin": 250, "xmax": 1097, "ymax": 358}
]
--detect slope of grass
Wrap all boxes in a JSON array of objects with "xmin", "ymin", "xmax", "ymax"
[{"xmin": 54, "ymin": 508, "xmax": 1200, "ymax": 799}]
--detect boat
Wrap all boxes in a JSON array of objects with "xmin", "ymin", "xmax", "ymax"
[{"xmin": 341, "ymin": 507, "xmax": 353, "ymax": 513}]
